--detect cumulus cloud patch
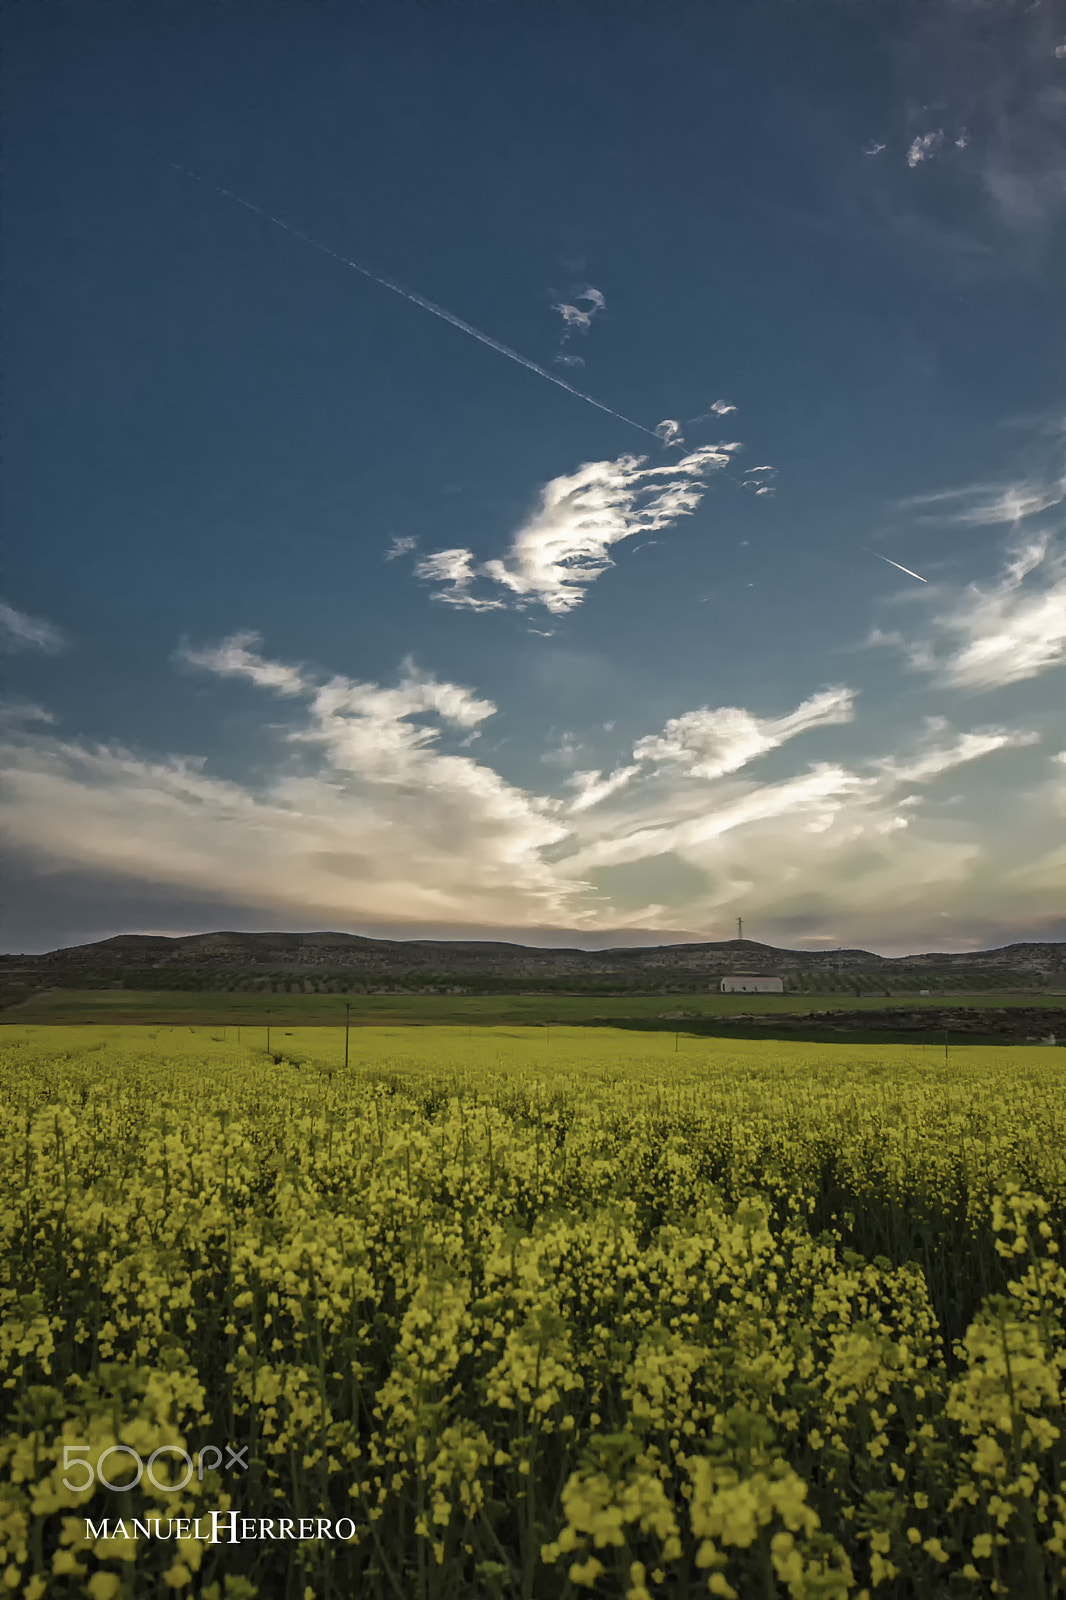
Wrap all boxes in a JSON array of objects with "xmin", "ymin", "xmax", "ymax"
[
  {"xmin": 3, "ymin": 635, "xmax": 1060, "ymax": 946},
  {"xmin": 6, "ymin": 639, "xmax": 574, "ymax": 929},
  {"xmin": 907, "ymin": 130, "xmax": 944, "ymax": 167}
]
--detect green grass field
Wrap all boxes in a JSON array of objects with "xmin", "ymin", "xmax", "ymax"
[
  {"xmin": 3, "ymin": 985, "xmax": 1064, "ymax": 1030},
  {"xmin": 5, "ymin": 1019, "xmax": 1050, "ymax": 1074}
]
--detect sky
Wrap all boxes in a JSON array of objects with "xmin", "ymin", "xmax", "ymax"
[{"xmin": 3, "ymin": 0, "xmax": 1066, "ymax": 958}]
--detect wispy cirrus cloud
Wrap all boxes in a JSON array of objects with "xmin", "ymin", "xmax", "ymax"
[
  {"xmin": 930, "ymin": 536, "xmax": 1066, "ymax": 690},
  {"xmin": 741, "ymin": 464, "xmax": 778, "ymax": 497},
  {"xmin": 0, "ymin": 598, "xmax": 69, "ymax": 655},
  {"xmin": 886, "ymin": 426, "xmax": 1066, "ymax": 688},
  {"xmin": 415, "ymin": 443, "xmax": 743, "ymax": 615},
  {"xmin": 654, "ymin": 419, "xmax": 685, "ymax": 449},
  {"xmin": 689, "ymin": 398, "xmax": 737, "ymax": 424},
  {"xmin": 900, "ymin": 469, "xmax": 1066, "ymax": 526},
  {"xmin": 0, "ymin": 699, "xmax": 56, "ymax": 726},
  {"xmin": 552, "ymin": 285, "xmax": 606, "ymax": 367},
  {"xmin": 870, "ymin": 539, "xmax": 1066, "ymax": 691},
  {"xmin": 872, "ymin": 716, "xmax": 1039, "ymax": 782},
  {"xmin": 412, "ymin": 550, "xmax": 508, "ymax": 612},
  {"xmin": 384, "ymin": 535, "xmax": 417, "ymax": 561}
]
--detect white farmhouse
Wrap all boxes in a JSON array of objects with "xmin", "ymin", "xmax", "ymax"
[{"xmin": 720, "ymin": 975, "xmax": 784, "ymax": 994}]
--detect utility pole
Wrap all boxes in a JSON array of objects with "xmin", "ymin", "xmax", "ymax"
[
  {"xmin": 345, "ymin": 1001, "xmax": 351, "ymax": 1069},
  {"xmin": 737, "ymin": 916, "xmax": 743, "ymax": 942}
]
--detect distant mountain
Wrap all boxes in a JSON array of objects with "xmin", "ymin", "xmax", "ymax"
[{"xmin": 0, "ymin": 930, "xmax": 1063, "ymax": 999}]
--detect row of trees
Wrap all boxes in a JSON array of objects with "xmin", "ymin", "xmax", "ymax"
[{"xmin": 26, "ymin": 964, "xmax": 1043, "ymax": 996}]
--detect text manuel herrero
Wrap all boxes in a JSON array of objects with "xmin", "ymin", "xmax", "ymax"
[{"xmin": 83, "ymin": 1513, "xmax": 357, "ymax": 1544}]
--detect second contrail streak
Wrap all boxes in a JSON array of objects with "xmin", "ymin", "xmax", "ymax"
[
  {"xmin": 871, "ymin": 551, "xmax": 928, "ymax": 583},
  {"xmin": 170, "ymin": 163, "xmax": 658, "ymax": 440}
]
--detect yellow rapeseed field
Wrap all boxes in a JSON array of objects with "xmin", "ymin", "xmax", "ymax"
[{"xmin": 1, "ymin": 1025, "xmax": 1064, "ymax": 1599}]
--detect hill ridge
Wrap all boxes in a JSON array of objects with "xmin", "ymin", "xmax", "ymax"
[{"xmin": 1, "ymin": 929, "xmax": 1063, "ymax": 977}]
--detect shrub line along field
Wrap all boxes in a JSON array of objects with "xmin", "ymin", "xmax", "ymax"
[
  {"xmin": 3, "ymin": 988, "xmax": 1064, "ymax": 1031},
  {"xmin": 2, "ymin": 1023, "xmax": 1066, "ymax": 1599}
]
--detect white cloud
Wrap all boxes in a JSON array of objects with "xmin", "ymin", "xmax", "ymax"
[
  {"xmin": 901, "ymin": 470, "xmax": 1066, "ymax": 526},
  {"xmin": 689, "ymin": 399, "xmax": 737, "ymax": 424},
  {"xmin": 175, "ymin": 631, "xmax": 309, "ymax": 696},
  {"xmin": 554, "ymin": 303, "xmax": 595, "ymax": 332},
  {"xmin": 0, "ymin": 699, "xmax": 56, "ymax": 726},
  {"xmin": 554, "ymin": 353, "xmax": 585, "ymax": 369},
  {"xmin": 541, "ymin": 732, "xmax": 583, "ymax": 768},
  {"xmin": 417, "ymin": 443, "xmax": 742, "ymax": 615},
  {"xmin": 864, "ymin": 141, "xmax": 887, "ymax": 156},
  {"xmin": 871, "ymin": 534, "xmax": 1066, "ymax": 691},
  {"xmin": 741, "ymin": 465, "xmax": 777, "ymax": 497},
  {"xmin": 874, "ymin": 717, "xmax": 1040, "ymax": 783},
  {"xmin": 630, "ymin": 688, "xmax": 856, "ymax": 781},
  {"xmin": 654, "ymin": 419, "xmax": 684, "ymax": 449},
  {"xmin": 412, "ymin": 550, "xmax": 508, "ymax": 611},
  {"xmin": 566, "ymin": 764, "xmax": 641, "ymax": 813},
  {"xmin": 932, "ymin": 537, "xmax": 1066, "ymax": 689},
  {"xmin": 384, "ymin": 535, "xmax": 417, "ymax": 561},
  {"xmin": 553, "ymin": 286, "xmax": 606, "ymax": 345},
  {"xmin": 1056, "ymin": 41, "xmax": 1066, "ymax": 60},
  {"xmin": 4, "ymin": 638, "xmax": 1061, "ymax": 948},
  {"xmin": 4, "ymin": 644, "xmax": 578, "ymax": 929},
  {"xmin": 0, "ymin": 599, "xmax": 68, "ymax": 655},
  {"xmin": 561, "ymin": 764, "xmax": 869, "ymax": 874},
  {"xmin": 907, "ymin": 130, "xmax": 944, "ymax": 167}
]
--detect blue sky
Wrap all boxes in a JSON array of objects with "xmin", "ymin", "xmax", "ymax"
[{"xmin": 4, "ymin": 0, "xmax": 1065, "ymax": 957}]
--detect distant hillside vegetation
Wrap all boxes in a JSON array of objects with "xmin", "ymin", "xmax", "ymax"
[{"xmin": 1, "ymin": 930, "xmax": 1062, "ymax": 1002}]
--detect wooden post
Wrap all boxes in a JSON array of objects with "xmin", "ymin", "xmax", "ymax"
[{"xmin": 345, "ymin": 1001, "xmax": 351, "ymax": 1070}]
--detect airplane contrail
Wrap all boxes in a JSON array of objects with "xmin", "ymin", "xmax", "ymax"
[
  {"xmin": 169, "ymin": 163, "xmax": 659, "ymax": 440},
  {"xmin": 871, "ymin": 551, "xmax": 928, "ymax": 583}
]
